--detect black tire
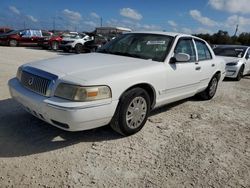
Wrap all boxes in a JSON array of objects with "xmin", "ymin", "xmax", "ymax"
[
  {"xmin": 110, "ymin": 88, "xmax": 151, "ymax": 136},
  {"xmin": 75, "ymin": 43, "xmax": 82, "ymax": 54},
  {"xmin": 91, "ymin": 47, "xmax": 97, "ymax": 52},
  {"xmin": 236, "ymin": 66, "xmax": 244, "ymax": 81},
  {"xmin": 9, "ymin": 39, "xmax": 18, "ymax": 47},
  {"xmin": 63, "ymin": 48, "xmax": 70, "ymax": 53},
  {"xmin": 51, "ymin": 41, "xmax": 59, "ymax": 51},
  {"xmin": 199, "ymin": 75, "xmax": 219, "ymax": 100}
]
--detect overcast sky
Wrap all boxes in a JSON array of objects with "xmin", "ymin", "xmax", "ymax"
[{"xmin": 0, "ymin": 0, "xmax": 249, "ymax": 35}]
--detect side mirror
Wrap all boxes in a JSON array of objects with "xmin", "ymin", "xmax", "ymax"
[{"xmin": 170, "ymin": 53, "xmax": 191, "ymax": 63}]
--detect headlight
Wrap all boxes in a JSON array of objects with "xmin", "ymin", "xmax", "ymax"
[
  {"xmin": 226, "ymin": 62, "xmax": 238, "ymax": 66},
  {"xmin": 54, "ymin": 83, "xmax": 111, "ymax": 102},
  {"xmin": 16, "ymin": 67, "xmax": 23, "ymax": 81}
]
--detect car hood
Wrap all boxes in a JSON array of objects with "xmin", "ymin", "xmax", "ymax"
[{"xmin": 25, "ymin": 53, "xmax": 161, "ymax": 84}]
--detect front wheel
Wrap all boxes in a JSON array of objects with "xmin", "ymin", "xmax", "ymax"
[
  {"xmin": 236, "ymin": 66, "xmax": 244, "ymax": 81},
  {"xmin": 199, "ymin": 76, "xmax": 218, "ymax": 100},
  {"xmin": 51, "ymin": 41, "xmax": 59, "ymax": 51},
  {"xmin": 75, "ymin": 43, "xmax": 82, "ymax": 54},
  {"xmin": 110, "ymin": 88, "xmax": 150, "ymax": 136},
  {"xmin": 9, "ymin": 39, "xmax": 18, "ymax": 47}
]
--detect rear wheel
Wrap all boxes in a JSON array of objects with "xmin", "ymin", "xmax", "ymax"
[
  {"xmin": 75, "ymin": 43, "xmax": 82, "ymax": 54},
  {"xmin": 236, "ymin": 66, "xmax": 244, "ymax": 81},
  {"xmin": 110, "ymin": 88, "xmax": 150, "ymax": 136},
  {"xmin": 199, "ymin": 75, "xmax": 219, "ymax": 100},
  {"xmin": 51, "ymin": 41, "xmax": 59, "ymax": 51},
  {"xmin": 9, "ymin": 39, "xmax": 18, "ymax": 47}
]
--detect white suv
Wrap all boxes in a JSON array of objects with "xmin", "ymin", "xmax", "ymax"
[
  {"xmin": 59, "ymin": 33, "xmax": 94, "ymax": 53},
  {"xmin": 9, "ymin": 32, "xmax": 225, "ymax": 136}
]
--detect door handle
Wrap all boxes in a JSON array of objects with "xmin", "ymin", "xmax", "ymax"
[
  {"xmin": 211, "ymin": 64, "xmax": 215, "ymax": 67},
  {"xmin": 195, "ymin": 66, "xmax": 201, "ymax": 70}
]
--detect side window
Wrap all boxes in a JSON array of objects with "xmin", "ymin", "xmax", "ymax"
[
  {"xmin": 174, "ymin": 38, "xmax": 196, "ymax": 62},
  {"xmin": 195, "ymin": 40, "xmax": 212, "ymax": 61}
]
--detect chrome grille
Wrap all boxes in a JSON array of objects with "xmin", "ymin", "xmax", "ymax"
[{"xmin": 21, "ymin": 71, "xmax": 51, "ymax": 96}]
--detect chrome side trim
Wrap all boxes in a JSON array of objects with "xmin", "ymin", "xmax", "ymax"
[{"xmin": 46, "ymin": 101, "xmax": 112, "ymax": 111}]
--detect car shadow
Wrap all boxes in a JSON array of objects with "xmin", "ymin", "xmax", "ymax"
[
  {"xmin": 0, "ymin": 95, "xmax": 206, "ymax": 157},
  {"xmin": 0, "ymin": 98, "xmax": 122, "ymax": 158},
  {"xmin": 243, "ymin": 75, "xmax": 250, "ymax": 79},
  {"xmin": 223, "ymin": 77, "xmax": 238, "ymax": 82},
  {"xmin": 149, "ymin": 96, "xmax": 202, "ymax": 117},
  {"xmin": 24, "ymin": 47, "xmax": 74, "ymax": 56}
]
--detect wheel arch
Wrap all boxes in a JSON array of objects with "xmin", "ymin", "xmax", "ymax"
[
  {"xmin": 213, "ymin": 70, "xmax": 221, "ymax": 80},
  {"xmin": 119, "ymin": 83, "xmax": 156, "ymax": 109}
]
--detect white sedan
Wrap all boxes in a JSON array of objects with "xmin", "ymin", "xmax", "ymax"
[
  {"xmin": 8, "ymin": 31, "xmax": 225, "ymax": 136},
  {"xmin": 214, "ymin": 45, "xmax": 250, "ymax": 81}
]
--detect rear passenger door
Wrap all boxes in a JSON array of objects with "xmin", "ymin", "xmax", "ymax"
[{"xmin": 194, "ymin": 39, "xmax": 215, "ymax": 90}]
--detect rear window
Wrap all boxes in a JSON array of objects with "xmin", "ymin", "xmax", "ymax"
[
  {"xmin": 195, "ymin": 40, "xmax": 212, "ymax": 61},
  {"xmin": 214, "ymin": 47, "xmax": 246, "ymax": 58}
]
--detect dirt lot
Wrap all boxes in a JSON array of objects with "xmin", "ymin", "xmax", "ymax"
[{"xmin": 0, "ymin": 46, "xmax": 249, "ymax": 187}]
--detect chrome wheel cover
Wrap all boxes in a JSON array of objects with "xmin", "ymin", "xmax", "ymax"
[
  {"xmin": 126, "ymin": 96, "xmax": 147, "ymax": 129},
  {"xmin": 209, "ymin": 77, "xmax": 218, "ymax": 96},
  {"xmin": 52, "ymin": 42, "xmax": 58, "ymax": 50},
  {"xmin": 10, "ymin": 40, "xmax": 17, "ymax": 46}
]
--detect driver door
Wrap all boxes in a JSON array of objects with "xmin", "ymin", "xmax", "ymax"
[{"xmin": 159, "ymin": 37, "xmax": 201, "ymax": 104}]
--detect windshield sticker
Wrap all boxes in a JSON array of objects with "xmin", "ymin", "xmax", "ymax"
[
  {"xmin": 235, "ymin": 49, "xmax": 244, "ymax": 51},
  {"xmin": 147, "ymin": 41, "xmax": 166, "ymax": 45}
]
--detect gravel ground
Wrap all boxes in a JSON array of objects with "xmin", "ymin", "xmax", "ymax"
[{"xmin": 0, "ymin": 46, "xmax": 249, "ymax": 188}]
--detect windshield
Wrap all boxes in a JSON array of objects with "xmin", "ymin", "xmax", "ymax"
[
  {"xmin": 214, "ymin": 47, "xmax": 247, "ymax": 58},
  {"xmin": 66, "ymin": 33, "xmax": 86, "ymax": 39},
  {"xmin": 97, "ymin": 33, "xmax": 174, "ymax": 62}
]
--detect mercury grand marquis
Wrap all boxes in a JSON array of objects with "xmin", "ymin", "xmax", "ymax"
[{"xmin": 8, "ymin": 32, "xmax": 226, "ymax": 136}]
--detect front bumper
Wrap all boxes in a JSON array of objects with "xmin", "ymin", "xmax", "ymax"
[
  {"xmin": 8, "ymin": 78, "xmax": 118, "ymax": 131},
  {"xmin": 225, "ymin": 66, "xmax": 239, "ymax": 78},
  {"xmin": 59, "ymin": 44, "xmax": 74, "ymax": 51}
]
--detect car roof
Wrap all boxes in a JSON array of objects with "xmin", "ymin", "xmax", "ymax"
[
  {"xmin": 129, "ymin": 31, "xmax": 194, "ymax": 38},
  {"xmin": 214, "ymin": 45, "xmax": 249, "ymax": 49}
]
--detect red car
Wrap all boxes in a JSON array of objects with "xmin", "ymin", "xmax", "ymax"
[
  {"xmin": 0, "ymin": 29, "xmax": 44, "ymax": 47},
  {"xmin": 38, "ymin": 32, "xmax": 78, "ymax": 51}
]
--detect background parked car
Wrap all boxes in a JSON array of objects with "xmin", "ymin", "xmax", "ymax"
[
  {"xmin": 213, "ymin": 45, "xmax": 250, "ymax": 80},
  {"xmin": 38, "ymin": 32, "xmax": 78, "ymax": 51},
  {"xmin": 59, "ymin": 33, "xmax": 93, "ymax": 53},
  {"xmin": 0, "ymin": 29, "xmax": 44, "ymax": 47},
  {"xmin": 82, "ymin": 34, "xmax": 108, "ymax": 52}
]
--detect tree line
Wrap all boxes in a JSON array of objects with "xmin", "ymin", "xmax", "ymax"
[{"xmin": 194, "ymin": 30, "xmax": 250, "ymax": 46}]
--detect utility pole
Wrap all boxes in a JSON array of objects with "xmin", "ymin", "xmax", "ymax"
[
  {"xmin": 234, "ymin": 24, "xmax": 239, "ymax": 37},
  {"xmin": 100, "ymin": 17, "xmax": 103, "ymax": 27},
  {"xmin": 53, "ymin": 17, "xmax": 55, "ymax": 31}
]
